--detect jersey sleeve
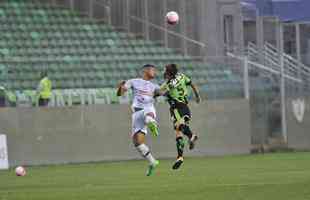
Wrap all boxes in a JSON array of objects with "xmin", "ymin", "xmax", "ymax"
[
  {"xmin": 160, "ymin": 82, "xmax": 169, "ymax": 91},
  {"xmin": 184, "ymin": 74, "xmax": 192, "ymax": 85},
  {"xmin": 153, "ymin": 84, "xmax": 161, "ymax": 97},
  {"xmin": 154, "ymin": 83, "xmax": 160, "ymax": 91},
  {"xmin": 124, "ymin": 79, "xmax": 133, "ymax": 90}
]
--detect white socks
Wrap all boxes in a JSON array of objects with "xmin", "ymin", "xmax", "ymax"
[{"xmin": 136, "ymin": 144, "xmax": 156, "ymax": 165}]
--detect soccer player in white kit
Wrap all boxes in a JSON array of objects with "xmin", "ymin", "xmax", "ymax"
[{"xmin": 117, "ymin": 64, "xmax": 160, "ymax": 176}]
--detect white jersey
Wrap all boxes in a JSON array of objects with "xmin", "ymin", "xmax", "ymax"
[{"xmin": 124, "ymin": 78, "xmax": 159, "ymax": 109}]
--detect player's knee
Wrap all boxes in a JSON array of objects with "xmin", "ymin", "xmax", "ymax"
[
  {"xmin": 145, "ymin": 112, "xmax": 155, "ymax": 118},
  {"xmin": 184, "ymin": 115, "xmax": 190, "ymax": 124},
  {"xmin": 145, "ymin": 113, "xmax": 156, "ymax": 124},
  {"xmin": 133, "ymin": 137, "xmax": 141, "ymax": 147},
  {"xmin": 133, "ymin": 132, "xmax": 145, "ymax": 146},
  {"xmin": 178, "ymin": 124, "xmax": 186, "ymax": 132},
  {"xmin": 175, "ymin": 130, "xmax": 182, "ymax": 138},
  {"xmin": 179, "ymin": 124, "xmax": 192, "ymax": 135}
]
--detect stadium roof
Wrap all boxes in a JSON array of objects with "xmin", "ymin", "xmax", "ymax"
[{"xmin": 242, "ymin": 0, "xmax": 310, "ymax": 22}]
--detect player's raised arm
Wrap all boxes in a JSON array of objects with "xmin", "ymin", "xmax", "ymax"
[
  {"xmin": 154, "ymin": 82, "xmax": 169, "ymax": 97},
  {"xmin": 190, "ymin": 82, "xmax": 201, "ymax": 104},
  {"xmin": 183, "ymin": 73, "xmax": 201, "ymax": 104},
  {"xmin": 153, "ymin": 70, "xmax": 171, "ymax": 98},
  {"xmin": 116, "ymin": 80, "xmax": 128, "ymax": 96}
]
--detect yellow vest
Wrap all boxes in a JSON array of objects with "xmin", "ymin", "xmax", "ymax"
[{"xmin": 39, "ymin": 77, "xmax": 52, "ymax": 99}]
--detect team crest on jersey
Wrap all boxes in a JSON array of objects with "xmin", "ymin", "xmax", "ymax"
[{"xmin": 292, "ymin": 98, "xmax": 305, "ymax": 123}]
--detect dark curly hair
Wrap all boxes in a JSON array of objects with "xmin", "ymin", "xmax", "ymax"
[{"xmin": 164, "ymin": 64, "xmax": 178, "ymax": 79}]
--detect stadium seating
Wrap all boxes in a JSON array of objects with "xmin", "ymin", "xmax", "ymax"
[{"xmin": 0, "ymin": 0, "xmax": 243, "ymax": 105}]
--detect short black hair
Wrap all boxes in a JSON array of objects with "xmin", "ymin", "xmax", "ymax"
[
  {"xmin": 41, "ymin": 71, "xmax": 48, "ymax": 78},
  {"xmin": 142, "ymin": 64, "xmax": 155, "ymax": 69},
  {"xmin": 165, "ymin": 64, "xmax": 178, "ymax": 78}
]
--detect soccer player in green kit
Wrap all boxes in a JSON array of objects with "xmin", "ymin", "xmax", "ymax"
[{"xmin": 159, "ymin": 64, "xmax": 201, "ymax": 170}]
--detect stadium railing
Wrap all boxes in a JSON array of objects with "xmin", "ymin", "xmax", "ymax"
[{"xmin": 247, "ymin": 42, "xmax": 310, "ymax": 90}]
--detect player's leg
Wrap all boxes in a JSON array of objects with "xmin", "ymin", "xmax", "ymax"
[
  {"xmin": 145, "ymin": 112, "xmax": 159, "ymax": 136},
  {"xmin": 179, "ymin": 123, "xmax": 198, "ymax": 150},
  {"xmin": 133, "ymin": 132, "xmax": 156, "ymax": 165},
  {"xmin": 175, "ymin": 128, "xmax": 185, "ymax": 159},
  {"xmin": 132, "ymin": 110, "xmax": 159, "ymax": 176},
  {"xmin": 38, "ymin": 98, "xmax": 45, "ymax": 107},
  {"xmin": 177, "ymin": 104, "xmax": 198, "ymax": 150},
  {"xmin": 172, "ymin": 126, "xmax": 185, "ymax": 170},
  {"xmin": 133, "ymin": 132, "xmax": 159, "ymax": 176},
  {"xmin": 171, "ymin": 107, "xmax": 185, "ymax": 170}
]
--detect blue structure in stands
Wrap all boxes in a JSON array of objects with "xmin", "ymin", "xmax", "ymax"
[{"xmin": 242, "ymin": 0, "xmax": 310, "ymax": 22}]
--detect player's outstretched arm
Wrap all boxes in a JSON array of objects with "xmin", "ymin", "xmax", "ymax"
[
  {"xmin": 190, "ymin": 83, "xmax": 201, "ymax": 104},
  {"xmin": 116, "ymin": 81, "xmax": 127, "ymax": 96},
  {"xmin": 154, "ymin": 88, "xmax": 167, "ymax": 97},
  {"xmin": 154, "ymin": 82, "xmax": 169, "ymax": 98}
]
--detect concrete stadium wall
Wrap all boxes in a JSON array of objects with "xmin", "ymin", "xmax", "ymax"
[
  {"xmin": 287, "ymin": 97, "xmax": 310, "ymax": 150},
  {"xmin": 0, "ymin": 99, "xmax": 251, "ymax": 167}
]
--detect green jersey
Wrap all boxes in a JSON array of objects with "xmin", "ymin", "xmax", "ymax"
[{"xmin": 161, "ymin": 73, "xmax": 192, "ymax": 104}]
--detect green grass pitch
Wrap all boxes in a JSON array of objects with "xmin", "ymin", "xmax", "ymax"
[{"xmin": 1, "ymin": 152, "xmax": 310, "ymax": 200}]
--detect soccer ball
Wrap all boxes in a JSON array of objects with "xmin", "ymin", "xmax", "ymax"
[
  {"xmin": 15, "ymin": 166, "xmax": 26, "ymax": 176},
  {"xmin": 166, "ymin": 11, "xmax": 179, "ymax": 25}
]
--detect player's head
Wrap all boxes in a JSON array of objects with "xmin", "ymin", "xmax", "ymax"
[
  {"xmin": 164, "ymin": 64, "xmax": 178, "ymax": 80},
  {"xmin": 41, "ymin": 71, "xmax": 48, "ymax": 78},
  {"xmin": 142, "ymin": 64, "xmax": 156, "ymax": 80}
]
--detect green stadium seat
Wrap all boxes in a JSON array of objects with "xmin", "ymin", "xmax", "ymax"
[{"xmin": 0, "ymin": 0, "xmax": 242, "ymax": 99}]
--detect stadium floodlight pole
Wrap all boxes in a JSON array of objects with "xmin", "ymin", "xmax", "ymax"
[
  {"xmin": 93, "ymin": 0, "xmax": 112, "ymax": 25},
  {"xmin": 179, "ymin": 0, "xmax": 188, "ymax": 55},
  {"xmin": 162, "ymin": 0, "xmax": 168, "ymax": 48},
  {"xmin": 279, "ymin": 22, "xmax": 288, "ymax": 144},
  {"xmin": 295, "ymin": 23, "xmax": 302, "ymax": 94},
  {"xmin": 143, "ymin": 0, "xmax": 150, "ymax": 41},
  {"xmin": 69, "ymin": 0, "xmax": 74, "ymax": 10},
  {"xmin": 244, "ymin": 56, "xmax": 250, "ymax": 100},
  {"xmin": 107, "ymin": 1, "xmax": 112, "ymax": 26},
  {"xmin": 125, "ymin": 0, "xmax": 130, "ymax": 33},
  {"xmin": 89, "ymin": 0, "xmax": 94, "ymax": 18},
  {"xmin": 256, "ymin": 14, "xmax": 264, "ymax": 63}
]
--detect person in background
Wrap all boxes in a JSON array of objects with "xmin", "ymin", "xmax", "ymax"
[
  {"xmin": 0, "ymin": 86, "xmax": 6, "ymax": 107},
  {"xmin": 36, "ymin": 71, "xmax": 52, "ymax": 107}
]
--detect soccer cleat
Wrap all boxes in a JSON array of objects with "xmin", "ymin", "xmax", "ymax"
[
  {"xmin": 146, "ymin": 160, "xmax": 159, "ymax": 176},
  {"xmin": 189, "ymin": 135, "xmax": 198, "ymax": 150},
  {"xmin": 172, "ymin": 157, "xmax": 184, "ymax": 170},
  {"xmin": 147, "ymin": 122, "xmax": 159, "ymax": 137}
]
